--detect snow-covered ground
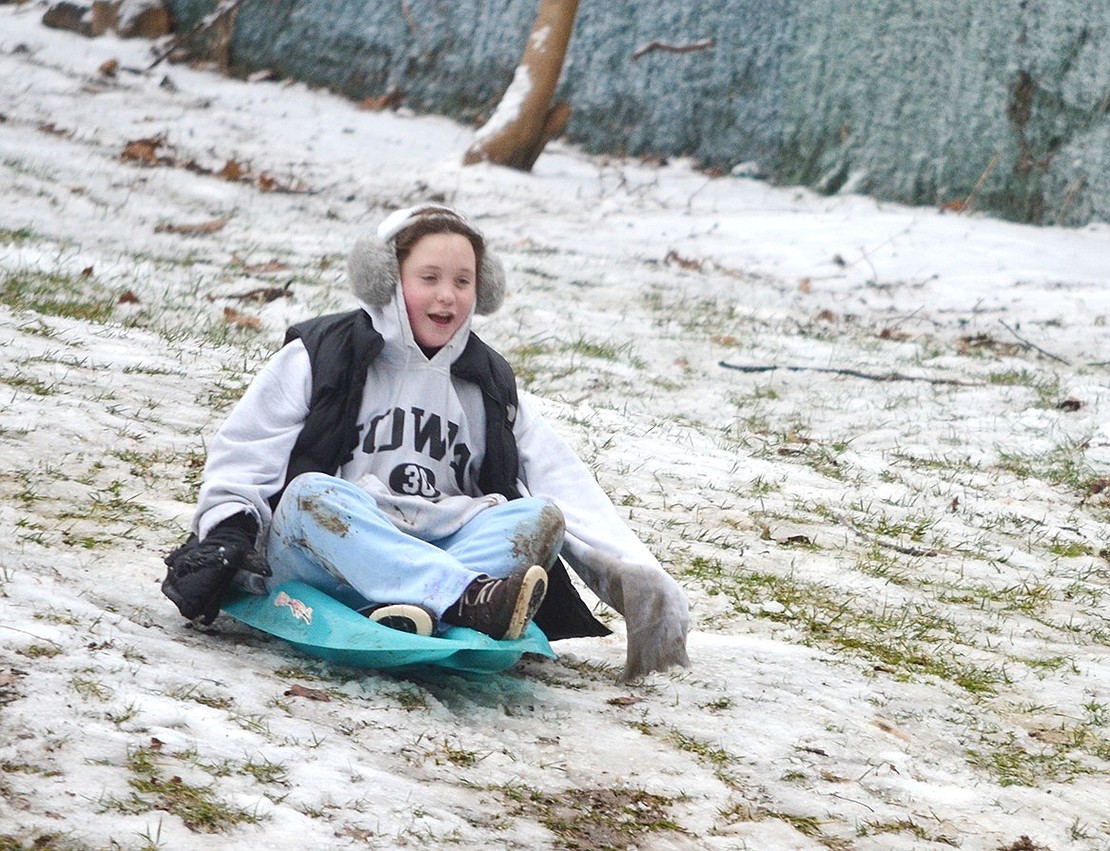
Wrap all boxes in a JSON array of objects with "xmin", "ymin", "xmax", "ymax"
[{"xmin": 2, "ymin": 4, "xmax": 1110, "ymax": 849}]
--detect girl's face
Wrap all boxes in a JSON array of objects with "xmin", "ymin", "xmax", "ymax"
[{"xmin": 399, "ymin": 232, "xmax": 477, "ymax": 349}]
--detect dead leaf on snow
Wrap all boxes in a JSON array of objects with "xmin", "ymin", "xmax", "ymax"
[
  {"xmin": 358, "ymin": 88, "xmax": 403, "ymax": 111},
  {"xmin": 230, "ymin": 255, "xmax": 288, "ymax": 274},
  {"xmin": 997, "ymin": 836, "xmax": 1049, "ymax": 851},
  {"xmin": 956, "ymin": 333, "xmax": 1022, "ymax": 357},
  {"xmin": 284, "ymin": 684, "xmax": 331, "ymax": 702},
  {"xmin": 781, "ymin": 534, "xmax": 813, "ymax": 546},
  {"xmin": 606, "ymin": 695, "xmax": 642, "ymax": 707},
  {"xmin": 154, "ymin": 217, "xmax": 229, "ymax": 236},
  {"xmin": 222, "ymin": 283, "xmax": 292, "ymax": 303},
  {"xmin": 217, "ymin": 159, "xmax": 247, "ymax": 181},
  {"xmin": 38, "ymin": 122, "xmax": 72, "ymax": 138},
  {"xmin": 121, "ymin": 136, "xmax": 169, "ymax": 165},
  {"xmin": 222, "ymin": 306, "xmax": 261, "ymax": 330},
  {"xmin": 663, "ymin": 249, "xmax": 701, "ymax": 271}
]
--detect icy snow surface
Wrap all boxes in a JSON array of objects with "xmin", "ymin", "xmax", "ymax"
[{"xmin": 1, "ymin": 4, "xmax": 1109, "ymax": 849}]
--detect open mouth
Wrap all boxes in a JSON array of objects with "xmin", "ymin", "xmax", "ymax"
[{"xmin": 429, "ymin": 313, "xmax": 454, "ymax": 326}]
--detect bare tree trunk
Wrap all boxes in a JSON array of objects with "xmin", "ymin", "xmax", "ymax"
[{"xmin": 463, "ymin": 0, "xmax": 579, "ymax": 171}]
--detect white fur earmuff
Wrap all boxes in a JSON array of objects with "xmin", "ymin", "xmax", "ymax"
[{"xmin": 348, "ymin": 205, "xmax": 507, "ymax": 315}]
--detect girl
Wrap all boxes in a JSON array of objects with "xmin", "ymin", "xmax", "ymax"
[{"xmin": 163, "ymin": 204, "xmax": 689, "ymax": 680}]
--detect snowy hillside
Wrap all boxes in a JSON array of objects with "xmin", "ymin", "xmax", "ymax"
[{"xmin": 2, "ymin": 5, "xmax": 1110, "ymax": 850}]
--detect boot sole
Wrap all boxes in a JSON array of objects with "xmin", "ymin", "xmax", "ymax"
[
  {"xmin": 503, "ymin": 564, "xmax": 548, "ymax": 641},
  {"xmin": 364, "ymin": 603, "xmax": 435, "ymax": 637}
]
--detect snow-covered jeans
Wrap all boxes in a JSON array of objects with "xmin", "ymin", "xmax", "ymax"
[{"xmin": 264, "ymin": 472, "xmax": 564, "ymax": 620}]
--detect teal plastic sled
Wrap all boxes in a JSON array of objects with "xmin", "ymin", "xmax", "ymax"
[{"xmin": 221, "ymin": 580, "xmax": 556, "ymax": 674}]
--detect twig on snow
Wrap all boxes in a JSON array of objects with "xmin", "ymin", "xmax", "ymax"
[
  {"xmin": 0, "ymin": 625, "xmax": 64, "ymax": 648},
  {"xmin": 963, "ymin": 152, "xmax": 999, "ymax": 212},
  {"xmin": 826, "ymin": 510, "xmax": 941, "ymax": 559},
  {"xmin": 718, "ymin": 361, "xmax": 983, "ymax": 387},
  {"xmin": 997, "ymin": 320, "xmax": 1071, "ymax": 365}
]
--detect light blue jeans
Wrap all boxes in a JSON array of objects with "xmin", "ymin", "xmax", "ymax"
[{"xmin": 264, "ymin": 473, "xmax": 564, "ymax": 618}]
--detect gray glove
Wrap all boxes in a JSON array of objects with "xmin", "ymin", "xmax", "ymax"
[{"xmin": 564, "ymin": 551, "xmax": 690, "ymax": 681}]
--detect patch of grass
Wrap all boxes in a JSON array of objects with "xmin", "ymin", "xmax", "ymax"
[
  {"xmin": 758, "ymin": 433, "xmax": 851, "ymax": 482},
  {"xmin": 0, "ymin": 226, "xmax": 39, "ymax": 245},
  {"xmin": 240, "ymin": 756, "xmax": 288, "ymax": 786},
  {"xmin": 505, "ymin": 341, "xmax": 553, "ymax": 386},
  {"xmin": 229, "ymin": 711, "xmax": 271, "ymax": 736},
  {"xmin": 966, "ymin": 723, "xmax": 1107, "ymax": 786},
  {"xmin": 393, "ymin": 688, "xmax": 429, "ymax": 711},
  {"xmin": 856, "ymin": 817, "xmax": 938, "ymax": 840},
  {"xmin": 103, "ymin": 744, "xmax": 265, "ymax": 834},
  {"xmin": 440, "ymin": 740, "xmax": 483, "ymax": 768},
  {"xmin": 1, "ymin": 270, "xmax": 118, "ymax": 323},
  {"xmin": 34, "ymin": 608, "xmax": 80, "ymax": 627},
  {"xmin": 936, "ymin": 579, "xmax": 1055, "ymax": 617},
  {"xmin": 555, "ymin": 655, "xmax": 623, "ymax": 681},
  {"xmin": 563, "ymin": 335, "xmax": 643, "ymax": 367},
  {"xmin": 997, "ymin": 443, "xmax": 1098, "ymax": 497},
  {"xmin": 1047, "ymin": 536, "xmax": 1092, "ymax": 558},
  {"xmin": 17, "ymin": 643, "xmax": 63, "ymax": 660},
  {"xmin": 681, "ymin": 556, "xmax": 1009, "ymax": 693},
  {"xmin": 57, "ymin": 479, "xmax": 152, "ymax": 528},
  {"xmin": 106, "ymin": 701, "xmax": 141, "ymax": 726},
  {"xmin": 666, "ymin": 728, "xmax": 733, "ymax": 769},
  {"xmin": 166, "ymin": 686, "xmax": 231, "ymax": 711},
  {"xmin": 0, "ymin": 833, "xmax": 94, "ymax": 851},
  {"xmin": 112, "ymin": 447, "xmax": 182, "ymax": 484},
  {"xmin": 497, "ymin": 783, "xmax": 684, "ymax": 849},
  {"xmin": 1083, "ymin": 700, "xmax": 1108, "ymax": 727},
  {"xmin": 988, "ymin": 369, "xmax": 1037, "ymax": 386},
  {"xmin": 854, "ymin": 508, "xmax": 938, "ymax": 543},
  {"xmin": 1, "ymin": 760, "xmax": 63, "ymax": 779},
  {"xmin": 764, "ymin": 810, "xmax": 826, "ymax": 836},
  {"xmin": 0, "ymin": 369, "xmax": 59, "ymax": 397},
  {"xmin": 70, "ymin": 674, "xmax": 112, "ymax": 701},
  {"xmin": 274, "ymin": 664, "xmax": 324, "ymax": 681},
  {"xmin": 746, "ymin": 474, "xmax": 781, "ymax": 498},
  {"xmin": 200, "ymin": 370, "xmax": 253, "ymax": 413}
]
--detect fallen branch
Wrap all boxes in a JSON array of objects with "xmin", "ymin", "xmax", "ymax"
[
  {"xmin": 998, "ymin": 320, "xmax": 1071, "ymax": 365},
  {"xmin": 633, "ymin": 38, "xmax": 715, "ymax": 61},
  {"xmin": 719, "ymin": 361, "xmax": 982, "ymax": 387},
  {"xmin": 955, "ymin": 152, "xmax": 999, "ymax": 213},
  {"xmin": 826, "ymin": 510, "xmax": 941, "ymax": 559},
  {"xmin": 0, "ymin": 625, "xmax": 64, "ymax": 649}
]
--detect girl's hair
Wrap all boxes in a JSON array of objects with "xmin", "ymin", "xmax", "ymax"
[{"xmin": 393, "ymin": 209, "xmax": 485, "ymax": 280}]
